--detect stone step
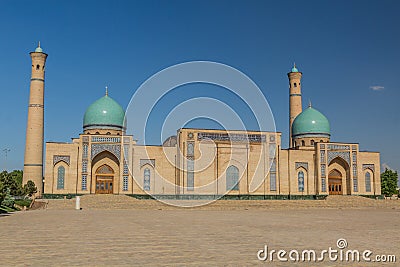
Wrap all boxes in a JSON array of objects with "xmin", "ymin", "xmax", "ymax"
[{"xmin": 43, "ymin": 194, "xmax": 399, "ymax": 211}]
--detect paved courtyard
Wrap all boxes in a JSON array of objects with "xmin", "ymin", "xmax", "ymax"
[{"xmin": 1, "ymin": 196, "xmax": 399, "ymax": 266}]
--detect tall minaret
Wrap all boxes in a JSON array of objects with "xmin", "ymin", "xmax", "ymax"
[
  {"xmin": 288, "ymin": 63, "xmax": 302, "ymax": 148},
  {"xmin": 23, "ymin": 42, "xmax": 48, "ymax": 195}
]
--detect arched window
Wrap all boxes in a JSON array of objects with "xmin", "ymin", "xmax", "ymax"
[
  {"xmin": 294, "ymin": 83, "xmax": 297, "ymax": 87},
  {"xmin": 36, "ymin": 64, "xmax": 40, "ymax": 70},
  {"xmin": 57, "ymin": 166, "xmax": 65, "ymax": 189},
  {"xmin": 226, "ymin": 165, "xmax": 239, "ymax": 191},
  {"xmin": 301, "ymin": 140, "xmax": 305, "ymax": 146},
  {"xmin": 144, "ymin": 168, "xmax": 150, "ymax": 191},
  {"xmin": 365, "ymin": 172, "xmax": 371, "ymax": 192},
  {"xmin": 310, "ymin": 140, "xmax": 315, "ymax": 146},
  {"xmin": 320, "ymin": 140, "xmax": 323, "ymax": 143},
  {"xmin": 298, "ymin": 171, "xmax": 304, "ymax": 192}
]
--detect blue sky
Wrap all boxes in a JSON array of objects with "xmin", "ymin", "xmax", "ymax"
[{"xmin": 0, "ymin": 0, "xmax": 399, "ymax": 174}]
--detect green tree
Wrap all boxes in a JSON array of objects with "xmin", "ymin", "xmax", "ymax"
[
  {"xmin": 24, "ymin": 180, "xmax": 37, "ymax": 197},
  {"xmin": 0, "ymin": 170, "xmax": 25, "ymax": 196},
  {"xmin": 381, "ymin": 169, "xmax": 398, "ymax": 197},
  {"xmin": 1, "ymin": 188, "xmax": 15, "ymax": 208},
  {"xmin": 0, "ymin": 180, "xmax": 5, "ymax": 205}
]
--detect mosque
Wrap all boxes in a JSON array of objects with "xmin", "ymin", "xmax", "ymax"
[{"xmin": 22, "ymin": 44, "xmax": 381, "ymax": 198}]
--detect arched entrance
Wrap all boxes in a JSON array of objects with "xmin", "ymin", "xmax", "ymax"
[
  {"xmin": 95, "ymin": 164, "xmax": 114, "ymax": 194},
  {"xmin": 328, "ymin": 169, "xmax": 342, "ymax": 195}
]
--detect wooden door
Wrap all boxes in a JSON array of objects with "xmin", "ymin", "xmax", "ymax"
[{"xmin": 328, "ymin": 169, "xmax": 342, "ymax": 195}]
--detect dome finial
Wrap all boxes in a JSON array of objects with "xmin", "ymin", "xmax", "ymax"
[
  {"xmin": 105, "ymin": 86, "xmax": 108, "ymax": 96},
  {"xmin": 308, "ymin": 99, "xmax": 312, "ymax": 108},
  {"xmin": 35, "ymin": 41, "xmax": 43, "ymax": 53},
  {"xmin": 291, "ymin": 62, "xmax": 299, "ymax": 72}
]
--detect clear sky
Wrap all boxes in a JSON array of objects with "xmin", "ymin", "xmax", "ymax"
[{"xmin": 0, "ymin": 0, "xmax": 399, "ymax": 174}]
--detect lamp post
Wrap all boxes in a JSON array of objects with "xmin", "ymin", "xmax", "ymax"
[{"xmin": 3, "ymin": 148, "xmax": 10, "ymax": 171}]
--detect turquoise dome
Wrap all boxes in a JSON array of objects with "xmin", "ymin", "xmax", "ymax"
[
  {"xmin": 291, "ymin": 66, "xmax": 298, "ymax": 72},
  {"xmin": 83, "ymin": 94, "xmax": 125, "ymax": 130},
  {"xmin": 292, "ymin": 107, "xmax": 330, "ymax": 137}
]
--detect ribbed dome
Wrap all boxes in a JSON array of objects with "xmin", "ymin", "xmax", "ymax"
[
  {"xmin": 83, "ymin": 94, "xmax": 125, "ymax": 130},
  {"xmin": 292, "ymin": 107, "xmax": 330, "ymax": 137}
]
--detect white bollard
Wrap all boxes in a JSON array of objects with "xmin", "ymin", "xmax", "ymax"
[{"xmin": 75, "ymin": 196, "xmax": 81, "ymax": 210}]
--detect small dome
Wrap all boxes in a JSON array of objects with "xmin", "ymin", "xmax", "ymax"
[
  {"xmin": 291, "ymin": 66, "xmax": 298, "ymax": 72},
  {"xmin": 292, "ymin": 106, "xmax": 330, "ymax": 137},
  {"xmin": 35, "ymin": 41, "xmax": 43, "ymax": 53},
  {"xmin": 83, "ymin": 94, "xmax": 125, "ymax": 130}
]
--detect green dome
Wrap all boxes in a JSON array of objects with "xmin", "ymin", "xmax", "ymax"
[
  {"xmin": 83, "ymin": 94, "xmax": 125, "ymax": 130},
  {"xmin": 292, "ymin": 106, "xmax": 330, "ymax": 137}
]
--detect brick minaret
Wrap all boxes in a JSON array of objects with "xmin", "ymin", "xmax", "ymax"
[
  {"xmin": 288, "ymin": 63, "xmax": 303, "ymax": 148},
  {"xmin": 23, "ymin": 42, "xmax": 48, "ymax": 195}
]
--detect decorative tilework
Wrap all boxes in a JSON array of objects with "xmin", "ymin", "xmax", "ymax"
[
  {"xmin": 187, "ymin": 160, "xmax": 194, "ymax": 191},
  {"xmin": 91, "ymin": 144, "xmax": 121, "ymax": 161},
  {"xmin": 123, "ymin": 144, "xmax": 130, "ymax": 161},
  {"xmin": 123, "ymin": 176, "xmax": 128, "ymax": 191},
  {"xmin": 320, "ymin": 150, "xmax": 325, "ymax": 163},
  {"xmin": 270, "ymin": 159, "xmax": 276, "ymax": 172},
  {"xmin": 269, "ymin": 134, "xmax": 276, "ymax": 143},
  {"xmin": 123, "ymin": 162, "xmax": 129, "ymax": 175},
  {"xmin": 352, "ymin": 164, "xmax": 357, "ymax": 177},
  {"xmin": 320, "ymin": 144, "xmax": 325, "ymax": 149},
  {"xmin": 321, "ymin": 178, "xmax": 326, "ymax": 192},
  {"xmin": 362, "ymin": 164, "xmax": 375, "ymax": 171},
  {"xmin": 140, "ymin": 159, "xmax": 155, "ymax": 168},
  {"xmin": 82, "ymin": 136, "xmax": 89, "ymax": 142},
  {"xmin": 321, "ymin": 164, "xmax": 326, "ymax": 177},
  {"xmin": 295, "ymin": 162, "xmax": 308, "ymax": 171},
  {"xmin": 82, "ymin": 175, "xmax": 87, "ymax": 191},
  {"xmin": 270, "ymin": 173, "xmax": 276, "ymax": 191},
  {"xmin": 197, "ymin": 132, "xmax": 266, "ymax": 143},
  {"xmin": 53, "ymin": 155, "xmax": 70, "ymax": 166},
  {"xmin": 187, "ymin": 142, "xmax": 194, "ymax": 157},
  {"xmin": 352, "ymin": 152, "xmax": 357, "ymax": 163},
  {"xmin": 353, "ymin": 178, "xmax": 358, "ymax": 192},
  {"xmin": 91, "ymin": 137, "xmax": 121, "ymax": 143},
  {"xmin": 327, "ymin": 144, "xmax": 350, "ymax": 150},
  {"xmin": 82, "ymin": 160, "xmax": 88, "ymax": 173},
  {"xmin": 327, "ymin": 151, "xmax": 350, "ymax": 166},
  {"xmin": 269, "ymin": 144, "xmax": 276, "ymax": 158},
  {"xmin": 83, "ymin": 143, "xmax": 89, "ymax": 159}
]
